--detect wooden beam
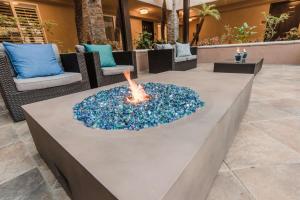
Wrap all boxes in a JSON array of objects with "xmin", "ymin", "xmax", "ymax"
[
  {"xmin": 183, "ymin": 0, "xmax": 190, "ymax": 43},
  {"xmin": 118, "ymin": 0, "xmax": 133, "ymax": 51}
]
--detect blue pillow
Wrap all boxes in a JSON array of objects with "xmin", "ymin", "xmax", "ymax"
[
  {"xmin": 3, "ymin": 42, "xmax": 63, "ymax": 79},
  {"xmin": 84, "ymin": 44, "xmax": 116, "ymax": 67},
  {"xmin": 176, "ymin": 42, "xmax": 192, "ymax": 57}
]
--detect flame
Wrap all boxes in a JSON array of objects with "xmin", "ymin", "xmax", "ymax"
[{"xmin": 123, "ymin": 71, "xmax": 150, "ymax": 104}]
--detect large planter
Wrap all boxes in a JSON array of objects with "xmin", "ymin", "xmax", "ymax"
[
  {"xmin": 197, "ymin": 40, "xmax": 300, "ymax": 65},
  {"xmin": 135, "ymin": 49, "xmax": 150, "ymax": 73}
]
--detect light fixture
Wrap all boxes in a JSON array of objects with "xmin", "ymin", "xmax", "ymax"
[
  {"xmin": 139, "ymin": 8, "xmax": 149, "ymax": 15},
  {"xmin": 189, "ymin": 18, "xmax": 193, "ymax": 22}
]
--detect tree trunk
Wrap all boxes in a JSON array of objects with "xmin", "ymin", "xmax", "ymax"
[
  {"xmin": 167, "ymin": 0, "xmax": 179, "ymax": 43},
  {"xmin": 190, "ymin": 18, "xmax": 204, "ymax": 46},
  {"xmin": 73, "ymin": 0, "xmax": 83, "ymax": 43},
  {"xmin": 81, "ymin": 0, "xmax": 107, "ymax": 43},
  {"xmin": 161, "ymin": 0, "xmax": 167, "ymax": 41}
]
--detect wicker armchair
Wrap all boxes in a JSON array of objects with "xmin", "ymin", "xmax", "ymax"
[
  {"xmin": 83, "ymin": 51, "xmax": 138, "ymax": 88},
  {"xmin": 148, "ymin": 47, "xmax": 198, "ymax": 73},
  {"xmin": 0, "ymin": 53, "xmax": 90, "ymax": 122}
]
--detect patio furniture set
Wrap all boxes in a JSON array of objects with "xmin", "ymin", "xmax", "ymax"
[
  {"xmin": 148, "ymin": 43, "xmax": 198, "ymax": 73},
  {"xmin": 0, "ymin": 42, "xmax": 199, "ymax": 122},
  {"xmin": 0, "ymin": 41, "xmax": 259, "ymax": 200}
]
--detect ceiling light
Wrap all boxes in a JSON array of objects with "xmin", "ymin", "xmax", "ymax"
[{"xmin": 139, "ymin": 8, "xmax": 149, "ymax": 15}]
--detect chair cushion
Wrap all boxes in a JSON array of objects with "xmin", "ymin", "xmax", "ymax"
[
  {"xmin": 164, "ymin": 44, "xmax": 173, "ymax": 49},
  {"xmin": 51, "ymin": 44, "xmax": 63, "ymax": 67},
  {"xmin": 153, "ymin": 43, "xmax": 174, "ymax": 50},
  {"xmin": 174, "ymin": 55, "xmax": 197, "ymax": 63},
  {"xmin": 153, "ymin": 44, "xmax": 164, "ymax": 50},
  {"xmin": 84, "ymin": 44, "xmax": 116, "ymax": 67},
  {"xmin": 13, "ymin": 72, "xmax": 82, "ymax": 91},
  {"xmin": 102, "ymin": 65, "xmax": 134, "ymax": 76},
  {"xmin": 3, "ymin": 42, "xmax": 64, "ymax": 79},
  {"xmin": 176, "ymin": 42, "xmax": 192, "ymax": 57}
]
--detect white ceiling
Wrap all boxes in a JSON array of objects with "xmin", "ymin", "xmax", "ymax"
[{"xmin": 138, "ymin": 0, "xmax": 216, "ymax": 10}]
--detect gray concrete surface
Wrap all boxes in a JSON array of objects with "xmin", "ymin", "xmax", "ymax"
[
  {"xmin": 22, "ymin": 71, "xmax": 253, "ymax": 200},
  {"xmin": 0, "ymin": 63, "xmax": 300, "ymax": 200}
]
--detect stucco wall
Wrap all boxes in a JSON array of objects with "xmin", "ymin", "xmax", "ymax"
[
  {"xmin": 11, "ymin": 0, "xmax": 78, "ymax": 52},
  {"xmin": 189, "ymin": 3, "xmax": 271, "ymax": 43},
  {"xmin": 130, "ymin": 18, "xmax": 159, "ymax": 49},
  {"xmin": 37, "ymin": 2, "xmax": 78, "ymax": 52},
  {"xmin": 197, "ymin": 40, "xmax": 300, "ymax": 65}
]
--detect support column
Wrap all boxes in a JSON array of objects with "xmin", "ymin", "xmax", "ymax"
[
  {"xmin": 183, "ymin": 0, "xmax": 190, "ymax": 43},
  {"xmin": 118, "ymin": 0, "xmax": 133, "ymax": 51}
]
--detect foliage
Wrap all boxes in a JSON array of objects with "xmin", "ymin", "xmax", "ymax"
[
  {"xmin": 135, "ymin": 31, "xmax": 153, "ymax": 49},
  {"xmin": 0, "ymin": 14, "xmax": 20, "ymax": 42},
  {"xmin": 283, "ymin": 27, "xmax": 300, "ymax": 40},
  {"xmin": 262, "ymin": 12, "xmax": 289, "ymax": 41},
  {"xmin": 221, "ymin": 25, "xmax": 235, "ymax": 44},
  {"xmin": 194, "ymin": 4, "xmax": 221, "ymax": 22},
  {"xmin": 0, "ymin": 14, "xmax": 57, "ymax": 44},
  {"xmin": 191, "ymin": 4, "xmax": 220, "ymax": 45},
  {"xmin": 233, "ymin": 22, "xmax": 257, "ymax": 43},
  {"xmin": 199, "ymin": 36, "xmax": 221, "ymax": 46}
]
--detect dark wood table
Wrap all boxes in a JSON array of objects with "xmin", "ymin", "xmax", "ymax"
[{"xmin": 214, "ymin": 58, "xmax": 264, "ymax": 75}]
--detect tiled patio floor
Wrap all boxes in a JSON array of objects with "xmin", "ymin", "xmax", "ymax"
[{"xmin": 0, "ymin": 63, "xmax": 299, "ymax": 200}]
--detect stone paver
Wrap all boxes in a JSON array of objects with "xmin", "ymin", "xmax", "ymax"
[
  {"xmin": 0, "ymin": 64, "xmax": 299, "ymax": 200},
  {"xmin": 206, "ymin": 171, "xmax": 254, "ymax": 200},
  {"xmin": 234, "ymin": 164, "xmax": 300, "ymax": 200},
  {"xmin": 225, "ymin": 123, "xmax": 300, "ymax": 170},
  {"xmin": 0, "ymin": 168, "xmax": 52, "ymax": 200}
]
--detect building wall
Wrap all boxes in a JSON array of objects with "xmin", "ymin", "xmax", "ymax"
[
  {"xmin": 37, "ymin": 2, "xmax": 78, "ymax": 52},
  {"xmin": 8, "ymin": 0, "xmax": 78, "ymax": 52},
  {"xmin": 131, "ymin": 18, "xmax": 143, "ymax": 47},
  {"xmin": 189, "ymin": 2, "xmax": 271, "ymax": 43},
  {"xmin": 130, "ymin": 17, "xmax": 159, "ymax": 48}
]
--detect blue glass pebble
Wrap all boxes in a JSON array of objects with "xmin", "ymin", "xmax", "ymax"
[{"xmin": 73, "ymin": 83, "xmax": 205, "ymax": 131}]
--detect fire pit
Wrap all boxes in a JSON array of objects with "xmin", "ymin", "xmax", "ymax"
[
  {"xmin": 23, "ymin": 71, "xmax": 254, "ymax": 200},
  {"xmin": 73, "ymin": 72, "xmax": 204, "ymax": 130}
]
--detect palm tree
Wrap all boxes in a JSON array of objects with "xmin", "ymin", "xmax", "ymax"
[
  {"xmin": 73, "ymin": 0, "xmax": 83, "ymax": 43},
  {"xmin": 167, "ymin": 0, "xmax": 179, "ymax": 43},
  {"xmin": 73, "ymin": 0, "xmax": 107, "ymax": 43},
  {"xmin": 190, "ymin": 4, "xmax": 220, "ymax": 46}
]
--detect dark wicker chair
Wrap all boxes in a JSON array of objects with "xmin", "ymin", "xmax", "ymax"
[
  {"xmin": 0, "ymin": 53, "xmax": 90, "ymax": 122},
  {"xmin": 148, "ymin": 47, "xmax": 198, "ymax": 73},
  {"xmin": 83, "ymin": 51, "xmax": 138, "ymax": 88}
]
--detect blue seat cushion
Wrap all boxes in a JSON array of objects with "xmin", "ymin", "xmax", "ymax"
[
  {"xmin": 3, "ymin": 42, "xmax": 63, "ymax": 79},
  {"xmin": 84, "ymin": 44, "xmax": 116, "ymax": 67}
]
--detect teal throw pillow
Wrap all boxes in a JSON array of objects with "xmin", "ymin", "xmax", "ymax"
[{"xmin": 84, "ymin": 44, "xmax": 116, "ymax": 67}]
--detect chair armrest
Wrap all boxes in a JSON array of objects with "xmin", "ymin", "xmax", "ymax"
[
  {"xmin": 0, "ymin": 55, "xmax": 18, "ymax": 95},
  {"xmin": 60, "ymin": 53, "xmax": 89, "ymax": 82},
  {"xmin": 190, "ymin": 47, "xmax": 197, "ymax": 55},
  {"xmin": 148, "ymin": 49, "xmax": 174, "ymax": 73},
  {"xmin": 83, "ymin": 52, "xmax": 103, "ymax": 88},
  {"xmin": 113, "ymin": 51, "xmax": 135, "ymax": 66},
  {"xmin": 113, "ymin": 51, "xmax": 137, "ymax": 76}
]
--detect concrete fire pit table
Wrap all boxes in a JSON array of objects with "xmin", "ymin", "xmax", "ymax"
[{"xmin": 23, "ymin": 71, "xmax": 254, "ymax": 200}]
